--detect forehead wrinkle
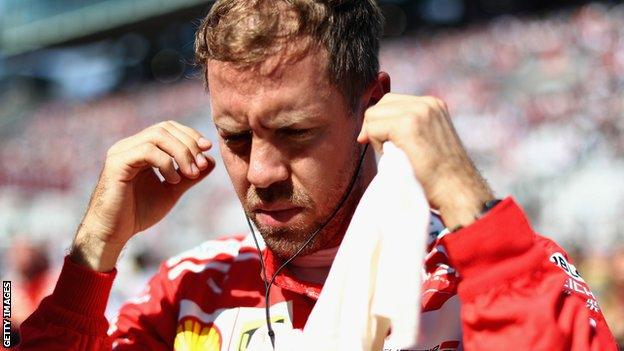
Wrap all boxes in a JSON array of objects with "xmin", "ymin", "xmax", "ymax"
[{"xmin": 208, "ymin": 47, "xmax": 334, "ymax": 131}]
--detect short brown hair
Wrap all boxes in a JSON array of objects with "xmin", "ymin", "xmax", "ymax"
[{"xmin": 194, "ymin": 0, "xmax": 384, "ymax": 110}]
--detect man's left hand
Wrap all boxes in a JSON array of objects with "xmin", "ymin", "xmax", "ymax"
[{"xmin": 357, "ymin": 93, "xmax": 495, "ymax": 229}]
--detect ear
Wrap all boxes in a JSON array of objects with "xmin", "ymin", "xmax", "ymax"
[{"xmin": 362, "ymin": 72, "xmax": 391, "ymax": 108}]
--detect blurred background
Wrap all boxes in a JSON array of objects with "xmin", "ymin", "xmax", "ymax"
[{"xmin": 0, "ymin": 0, "xmax": 622, "ymax": 347}]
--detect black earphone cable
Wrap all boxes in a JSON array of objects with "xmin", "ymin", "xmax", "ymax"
[{"xmin": 245, "ymin": 143, "xmax": 369, "ymax": 349}]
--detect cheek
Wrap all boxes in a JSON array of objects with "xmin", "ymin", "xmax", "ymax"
[
  {"xmin": 219, "ymin": 143, "xmax": 248, "ymax": 199},
  {"xmin": 291, "ymin": 158, "xmax": 325, "ymax": 195},
  {"xmin": 292, "ymin": 137, "xmax": 357, "ymax": 202}
]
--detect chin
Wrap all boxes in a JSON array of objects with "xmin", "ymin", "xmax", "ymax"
[
  {"xmin": 263, "ymin": 236, "xmax": 327, "ymax": 260},
  {"xmin": 256, "ymin": 220, "xmax": 328, "ymax": 259}
]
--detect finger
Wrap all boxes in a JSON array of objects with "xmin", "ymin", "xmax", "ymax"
[
  {"xmin": 361, "ymin": 106, "xmax": 392, "ymax": 151},
  {"xmin": 168, "ymin": 120, "xmax": 212, "ymax": 150},
  {"xmin": 107, "ymin": 127, "xmax": 198, "ymax": 178},
  {"xmin": 107, "ymin": 121, "xmax": 210, "ymax": 157},
  {"xmin": 160, "ymin": 122, "xmax": 211, "ymax": 171},
  {"xmin": 359, "ymin": 117, "xmax": 391, "ymax": 154},
  {"xmin": 356, "ymin": 129, "xmax": 368, "ymax": 144},
  {"xmin": 107, "ymin": 124, "xmax": 174, "ymax": 155},
  {"xmin": 357, "ymin": 120, "xmax": 369, "ymax": 144},
  {"xmin": 370, "ymin": 136, "xmax": 384, "ymax": 154},
  {"xmin": 107, "ymin": 136, "xmax": 138, "ymax": 156},
  {"xmin": 166, "ymin": 155, "xmax": 216, "ymax": 201},
  {"xmin": 115, "ymin": 143, "xmax": 181, "ymax": 184},
  {"xmin": 358, "ymin": 104, "xmax": 384, "ymax": 143},
  {"xmin": 145, "ymin": 127, "xmax": 200, "ymax": 178},
  {"xmin": 376, "ymin": 92, "xmax": 411, "ymax": 105},
  {"xmin": 357, "ymin": 121, "xmax": 384, "ymax": 153}
]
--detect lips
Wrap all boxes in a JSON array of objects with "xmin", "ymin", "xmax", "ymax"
[{"xmin": 253, "ymin": 206, "xmax": 304, "ymax": 227}]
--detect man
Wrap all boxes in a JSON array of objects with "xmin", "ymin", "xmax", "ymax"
[{"xmin": 18, "ymin": 0, "xmax": 617, "ymax": 350}]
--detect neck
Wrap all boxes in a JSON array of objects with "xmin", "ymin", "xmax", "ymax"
[
  {"xmin": 283, "ymin": 151, "xmax": 377, "ymax": 285},
  {"xmin": 290, "ymin": 245, "xmax": 340, "ymax": 268},
  {"xmin": 317, "ymin": 149, "xmax": 377, "ymax": 251},
  {"xmin": 287, "ymin": 247, "xmax": 337, "ymax": 284}
]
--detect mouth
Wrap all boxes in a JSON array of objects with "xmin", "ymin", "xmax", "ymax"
[{"xmin": 253, "ymin": 206, "xmax": 304, "ymax": 227}]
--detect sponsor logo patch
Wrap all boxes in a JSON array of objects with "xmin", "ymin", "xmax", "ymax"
[
  {"xmin": 174, "ymin": 317, "xmax": 222, "ymax": 351},
  {"xmin": 550, "ymin": 252, "xmax": 584, "ymax": 282}
]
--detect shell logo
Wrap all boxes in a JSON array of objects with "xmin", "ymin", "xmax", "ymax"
[{"xmin": 173, "ymin": 317, "xmax": 222, "ymax": 351}]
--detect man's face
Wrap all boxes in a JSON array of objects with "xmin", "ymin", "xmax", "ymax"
[{"xmin": 207, "ymin": 49, "xmax": 363, "ymax": 258}]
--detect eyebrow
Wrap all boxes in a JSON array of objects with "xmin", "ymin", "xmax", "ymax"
[
  {"xmin": 215, "ymin": 110, "xmax": 321, "ymax": 133},
  {"xmin": 216, "ymin": 126, "xmax": 248, "ymax": 136},
  {"xmin": 214, "ymin": 116, "xmax": 247, "ymax": 134},
  {"xmin": 263, "ymin": 110, "xmax": 319, "ymax": 129}
]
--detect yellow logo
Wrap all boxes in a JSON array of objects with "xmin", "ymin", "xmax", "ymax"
[
  {"xmin": 174, "ymin": 317, "xmax": 222, "ymax": 351},
  {"xmin": 237, "ymin": 316, "xmax": 286, "ymax": 351}
]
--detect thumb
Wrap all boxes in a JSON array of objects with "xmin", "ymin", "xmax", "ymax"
[
  {"xmin": 167, "ymin": 157, "xmax": 216, "ymax": 201},
  {"xmin": 357, "ymin": 120, "xmax": 368, "ymax": 144}
]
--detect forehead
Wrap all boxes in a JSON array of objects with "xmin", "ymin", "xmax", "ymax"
[{"xmin": 206, "ymin": 47, "xmax": 337, "ymax": 117}]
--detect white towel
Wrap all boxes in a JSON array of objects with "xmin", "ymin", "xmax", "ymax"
[{"xmin": 249, "ymin": 143, "xmax": 429, "ymax": 351}]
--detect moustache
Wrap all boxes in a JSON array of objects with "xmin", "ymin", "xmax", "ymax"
[{"xmin": 246, "ymin": 180, "xmax": 312, "ymax": 210}]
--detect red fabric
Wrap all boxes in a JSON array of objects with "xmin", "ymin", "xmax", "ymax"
[
  {"xmin": 17, "ymin": 197, "xmax": 618, "ymax": 350},
  {"xmin": 11, "ymin": 271, "xmax": 56, "ymax": 327},
  {"xmin": 263, "ymin": 247, "xmax": 324, "ymax": 300},
  {"xmin": 18, "ymin": 257, "xmax": 116, "ymax": 350},
  {"xmin": 442, "ymin": 197, "xmax": 617, "ymax": 350}
]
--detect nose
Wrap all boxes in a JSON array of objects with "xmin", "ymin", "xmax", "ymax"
[{"xmin": 247, "ymin": 138, "xmax": 289, "ymax": 189}]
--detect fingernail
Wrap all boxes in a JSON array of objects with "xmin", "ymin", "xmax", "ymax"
[
  {"xmin": 196, "ymin": 153, "xmax": 207, "ymax": 168},
  {"xmin": 191, "ymin": 163, "xmax": 199, "ymax": 175},
  {"xmin": 198, "ymin": 137, "xmax": 211, "ymax": 148}
]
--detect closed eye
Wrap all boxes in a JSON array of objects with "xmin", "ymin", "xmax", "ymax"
[
  {"xmin": 221, "ymin": 131, "xmax": 251, "ymax": 146},
  {"xmin": 278, "ymin": 128, "xmax": 315, "ymax": 139}
]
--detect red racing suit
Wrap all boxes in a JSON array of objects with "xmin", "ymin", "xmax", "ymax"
[{"xmin": 18, "ymin": 198, "xmax": 618, "ymax": 350}]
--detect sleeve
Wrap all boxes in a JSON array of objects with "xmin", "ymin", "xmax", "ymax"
[
  {"xmin": 440, "ymin": 197, "xmax": 618, "ymax": 351},
  {"xmin": 18, "ymin": 256, "xmax": 178, "ymax": 350},
  {"xmin": 18, "ymin": 256, "xmax": 117, "ymax": 350}
]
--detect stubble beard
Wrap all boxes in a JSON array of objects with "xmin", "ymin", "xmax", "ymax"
[{"xmin": 244, "ymin": 146, "xmax": 362, "ymax": 260}]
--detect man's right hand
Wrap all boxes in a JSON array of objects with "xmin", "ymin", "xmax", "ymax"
[{"xmin": 70, "ymin": 121, "xmax": 215, "ymax": 272}]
